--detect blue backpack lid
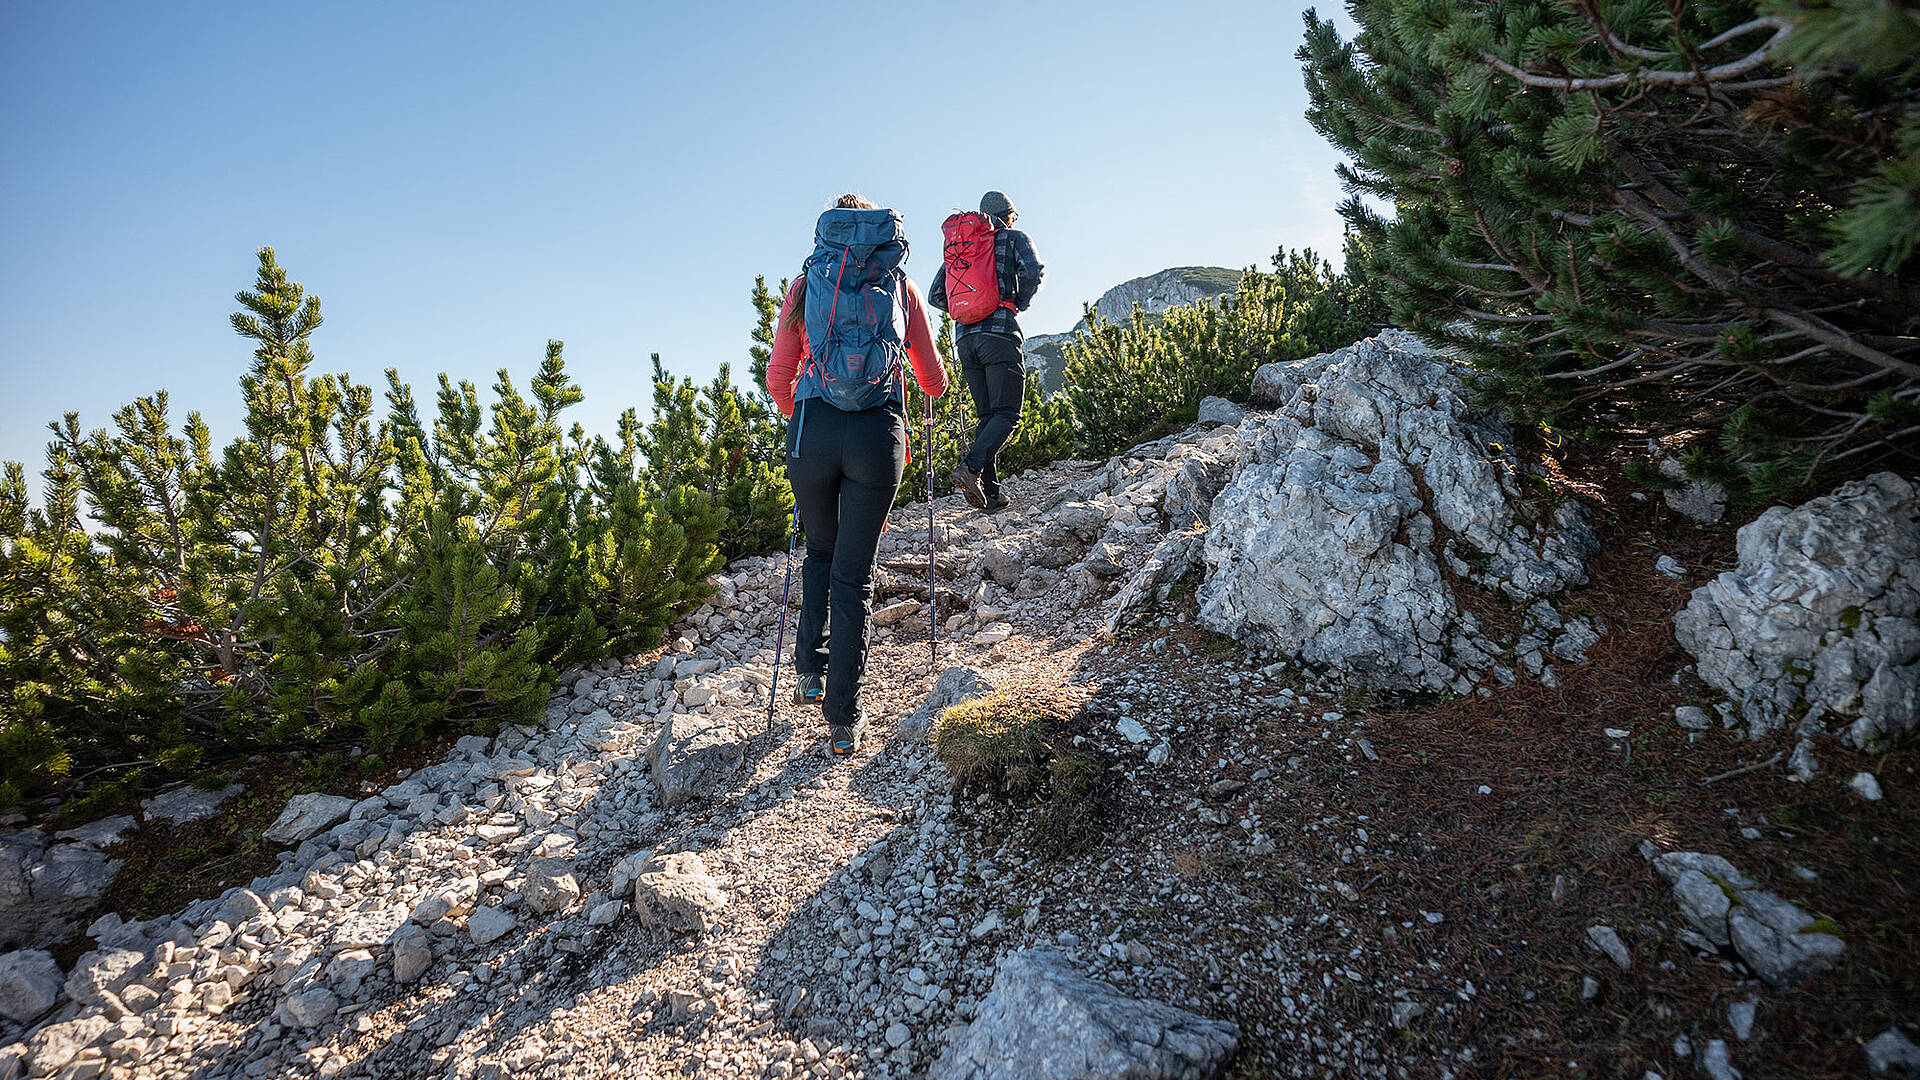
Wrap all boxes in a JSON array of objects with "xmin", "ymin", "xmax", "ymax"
[{"xmin": 814, "ymin": 207, "xmax": 908, "ymax": 271}]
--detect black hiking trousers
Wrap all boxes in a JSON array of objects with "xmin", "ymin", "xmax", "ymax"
[
  {"xmin": 958, "ymin": 332, "xmax": 1025, "ymax": 501},
  {"xmin": 786, "ymin": 397, "xmax": 907, "ymax": 728}
]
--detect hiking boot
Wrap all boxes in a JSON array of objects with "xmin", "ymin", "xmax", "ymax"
[
  {"xmin": 828, "ymin": 719, "xmax": 867, "ymax": 758},
  {"xmin": 792, "ymin": 672, "xmax": 826, "ymax": 707},
  {"xmin": 953, "ymin": 464, "xmax": 986, "ymax": 509},
  {"xmin": 982, "ymin": 492, "xmax": 1010, "ymax": 513}
]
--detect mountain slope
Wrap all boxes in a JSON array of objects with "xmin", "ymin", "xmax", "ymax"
[{"xmin": 1022, "ymin": 266, "xmax": 1241, "ymax": 395}]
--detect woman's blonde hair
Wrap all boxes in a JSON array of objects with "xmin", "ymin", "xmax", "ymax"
[{"xmin": 784, "ymin": 194, "xmax": 881, "ymax": 330}]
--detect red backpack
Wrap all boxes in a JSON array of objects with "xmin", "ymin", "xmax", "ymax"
[{"xmin": 940, "ymin": 211, "xmax": 1015, "ymax": 325}]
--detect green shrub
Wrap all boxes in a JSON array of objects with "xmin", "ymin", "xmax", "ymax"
[
  {"xmin": 0, "ymin": 248, "xmax": 779, "ymax": 807},
  {"xmin": 934, "ymin": 693, "xmax": 1053, "ymax": 793},
  {"xmin": 933, "ymin": 693, "xmax": 1103, "ymax": 856}
]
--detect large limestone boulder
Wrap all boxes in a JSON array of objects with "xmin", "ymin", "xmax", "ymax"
[
  {"xmin": 1200, "ymin": 333, "xmax": 1597, "ymax": 691},
  {"xmin": 1674, "ymin": 472, "xmax": 1919, "ymax": 748},
  {"xmin": 930, "ymin": 947, "xmax": 1239, "ymax": 1080}
]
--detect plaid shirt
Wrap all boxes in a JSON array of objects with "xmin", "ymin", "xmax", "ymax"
[{"xmin": 929, "ymin": 224, "xmax": 1044, "ymax": 345}]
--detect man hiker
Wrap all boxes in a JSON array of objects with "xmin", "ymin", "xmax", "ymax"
[{"xmin": 929, "ymin": 190, "xmax": 1044, "ymax": 512}]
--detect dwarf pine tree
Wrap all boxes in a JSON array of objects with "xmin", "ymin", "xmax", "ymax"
[
  {"xmin": 0, "ymin": 249, "xmax": 757, "ymax": 804},
  {"xmin": 1300, "ymin": 2, "xmax": 1919, "ymax": 500}
]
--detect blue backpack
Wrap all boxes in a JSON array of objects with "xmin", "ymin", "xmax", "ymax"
[{"xmin": 797, "ymin": 207, "xmax": 910, "ymax": 412}]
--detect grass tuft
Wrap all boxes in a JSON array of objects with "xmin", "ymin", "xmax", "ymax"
[{"xmin": 933, "ymin": 691, "xmax": 1102, "ymax": 856}]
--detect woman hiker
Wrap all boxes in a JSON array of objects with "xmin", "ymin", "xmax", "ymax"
[{"xmin": 765, "ymin": 194, "xmax": 949, "ymax": 757}]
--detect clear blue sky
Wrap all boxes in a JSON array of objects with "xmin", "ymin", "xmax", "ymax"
[{"xmin": 1, "ymin": 1, "xmax": 1354, "ymax": 476}]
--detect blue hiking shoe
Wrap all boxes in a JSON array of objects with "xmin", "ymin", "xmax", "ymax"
[
  {"xmin": 793, "ymin": 673, "xmax": 826, "ymax": 707},
  {"xmin": 828, "ymin": 719, "xmax": 867, "ymax": 758}
]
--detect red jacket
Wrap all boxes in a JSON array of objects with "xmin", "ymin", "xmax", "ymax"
[{"xmin": 764, "ymin": 277, "xmax": 947, "ymax": 417}]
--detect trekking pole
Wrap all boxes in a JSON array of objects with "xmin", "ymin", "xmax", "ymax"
[
  {"xmin": 925, "ymin": 389, "xmax": 937, "ymax": 672},
  {"xmin": 767, "ymin": 501, "xmax": 801, "ymax": 733}
]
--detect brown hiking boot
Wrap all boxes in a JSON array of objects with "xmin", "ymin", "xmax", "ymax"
[
  {"xmin": 983, "ymin": 492, "xmax": 1010, "ymax": 513},
  {"xmin": 953, "ymin": 464, "xmax": 986, "ymax": 509}
]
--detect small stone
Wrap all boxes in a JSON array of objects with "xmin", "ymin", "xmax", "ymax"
[
  {"xmin": 1850, "ymin": 772, "xmax": 1883, "ymax": 801},
  {"xmin": 467, "ymin": 907, "xmax": 516, "ymax": 946},
  {"xmin": 930, "ymin": 947, "xmax": 1236, "ymax": 1080},
  {"xmin": 1114, "ymin": 717, "xmax": 1150, "ymax": 745},
  {"xmin": 62, "ymin": 948, "xmax": 145, "ymax": 1008},
  {"xmin": 1727, "ymin": 999, "xmax": 1756, "ymax": 1041},
  {"xmin": 26, "ymin": 1015, "xmax": 111, "ymax": 1075},
  {"xmin": 1788, "ymin": 739, "xmax": 1818, "ymax": 782},
  {"xmin": 1726, "ymin": 889, "xmax": 1844, "ymax": 988},
  {"xmin": 1390, "ymin": 1000, "xmax": 1424, "ymax": 1027},
  {"xmin": 1674, "ymin": 706, "xmax": 1713, "ymax": 731},
  {"xmin": 391, "ymin": 925, "xmax": 432, "ymax": 983},
  {"xmin": 141, "ymin": 785, "xmax": 242, "ymax": 825},
  {"xmin": 632, "ymin": 852, "xmax": 729, "ymax": 934},
  {"xmin": 0, "ymin": 949, "xmax": 62, "ymax": 1022},
  {"xmin": 262, "ymin": 793, "xmax": 356, "ymax": 845},
  {"xmin": 1146, "ymin": 741, "xmax": 1171, "ymax": 765},
  {"xmin": 1655, "ymin": 554, "xmax": 1685, "ymax": 578},
  {"xmin": 1700, "ymin": 1039, "xmax": 1740, "ymax": 1080},
  {"xmin": 1579, "ymin": 976, "xmax": 1599, "ymax": 1001},
  {"xmin": 884, "ymin": 1023, "xmax": 910, "ymax": 1049},
  {"xmin": 589, "ymin": 900, "xmax": 624, "ymax": 926},
  {"xmin": 523, "ymin": 858, "xmax": 581, "ymax": 915},
  {"xmin": 1866, "ymin": 1027, "xmax": 1920, "ymax": 1073},
  {"xmin": 281, "ymin": 986, "xmax": 339, "ymax": 1030},
  {"xmin": 1586, "ymin": 925, "xmax": 1631, "ymax": 970}
]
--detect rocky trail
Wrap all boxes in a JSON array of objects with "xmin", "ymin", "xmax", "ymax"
[{"xmin": 3, "ymin": 333, "xmax": 1915, "ymax": 1080}]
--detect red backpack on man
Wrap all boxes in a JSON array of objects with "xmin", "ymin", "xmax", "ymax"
[{"xmin": 940, "ymin": 211, "xmax": 1016, "ymax": 325}]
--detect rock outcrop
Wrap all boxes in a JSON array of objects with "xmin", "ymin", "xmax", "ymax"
[
  {"xmin": 1653, "ymin": 851, "xmax": 1844, "ymax": 989},
  {"xmin": 1675, "ymin": 471, "xmax": 1919, "ymax": 749},
  {"xmin": 1200, "ymin": 332, "xmax": 1598, "ymax": 691},
  {"xmin": 0, "ymin": 829, "xmax": 122, "ymax": 951},
  {"xmin": 931, "ymin": 947, "xmax": 1238, "ymax": 1080}
]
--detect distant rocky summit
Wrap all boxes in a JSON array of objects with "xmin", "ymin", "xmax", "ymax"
[{"xmin": 1023, "ymin": 267, "xmax": 1241, "ymax": 394}]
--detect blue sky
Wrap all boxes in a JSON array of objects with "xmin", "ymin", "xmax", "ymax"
[{"xmin": 1, "ymin": 2, "xmax": 1354, "ymax": 476}]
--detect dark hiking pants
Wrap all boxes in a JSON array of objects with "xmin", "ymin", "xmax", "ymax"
[
  {"xmin": 786, "ymin": 398, "xmax": 907, "ymax": 728},
  {"xmin": 958, "ymin": 332, "xmax": 1025, "ymax": 501}
]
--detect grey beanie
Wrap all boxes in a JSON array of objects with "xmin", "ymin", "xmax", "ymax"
[{"xmin": 980, "ymin": 190, "xmax": 1016, "ymax": 219}]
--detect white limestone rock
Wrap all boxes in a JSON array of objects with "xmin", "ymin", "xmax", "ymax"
[
  {"xmin": 466, "ymin": 907, "xmax": 515, "ymax": 947},
  {"xmin": 390, "ymin": 924, "xmax": 432, "ymax": 983},
  {"xmin": 523, "ymin": 858, "xmax": 580, "ymax": 915},
  {"xmin": 930, "ymin": 946, "xmax": 1238, "ymax": 1080},
  {"xmin": 140, "ymin": 784, "xmax": 242, "ymax": 825},
  {"xmin": 1674, "ymin": 472, "xmax": 1919, "ymax": 749},
  {"xmin": 1207, "ymin": 334, "xmax": 1596, "ymax": 690},
  {"xmin": 0, "ymin": 949, "xmax": 62, "ymax": 1022},
  {"xmin": 263, "ymin": 793, "xmax": 357, "ymax": 846},
  {"xmin": 900, "ymin": 667, "xmax": 995, "ymax": 736},
  {"xmin": 631, "ymin": 852, "xmax": 729, "ymax": 935},
  {"xmin": 645, "ymin": 714, "xmax": 745, "ymax": 808}
]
